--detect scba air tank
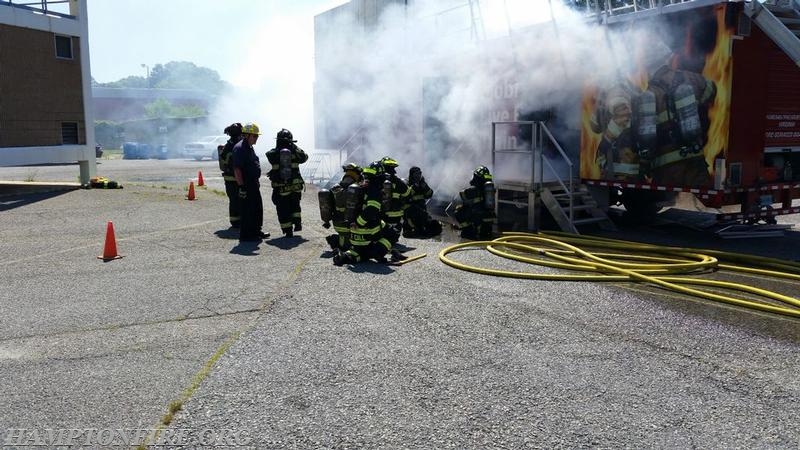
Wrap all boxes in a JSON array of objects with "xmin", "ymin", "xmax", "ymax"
[
  {"xmin": 279, "ymin": 148, "xmax": 292, "ymax": 181},
  {"xmin": 637, "ymin": 89, "xmax": 657, "ymax": 152},
  {"xmin": 674, "ymin": 83, "xmax": 702, "ymax": 151}
]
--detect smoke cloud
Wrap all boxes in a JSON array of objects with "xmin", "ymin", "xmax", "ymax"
[{"xmin": 309, "ymin": 0, "xmax": 630, "ymax": 196}]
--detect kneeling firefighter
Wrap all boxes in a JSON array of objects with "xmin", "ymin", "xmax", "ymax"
[
  {"xmin": 266, "ymin": 128, "xmax": 308, "ymax": 237},
  {"xmin": 319, "ymin": 163, "xmax": 362, "ymax": 250},
  {"xmin": 379, "ymin": 156, "xmax": 411, "ymax": 245},
  {"xmin": 403, "ymin": 166, "xmax": 442, "ymax": 238},
  {"xmin": 218, "ymin": 122, "xmax": 243, "ymax": 228},
  {"xmin": 454, "ymin": 165, "xmax": 495, "ymax": 240},
  {"xmin": 333, "ymin": 161, "xmax": 393, "ymax": 265}
]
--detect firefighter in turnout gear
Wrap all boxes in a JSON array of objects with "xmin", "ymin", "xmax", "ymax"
[
  {"xmin": 266, "ymin": 128, "xmax": 308, "ymax": 237},
  {"xmin": 403, "ymin": 166, "xmax": 442, "ymax": 238},
  {"xmin": 454, "ymin": 165, "xmax": 496, "ymax": 240},
  {"xmin": 379, "ymin": 156, "xmax": 411, "ymax": 245},
  {"xmin": 333, "ymin": 161, "xmax": 393, "ymax": 266},
  {"xmin": 320, "ymin": 163, "xmax": 363, "ymax": 251},
  {"xmin": 218, "ymin": 123, "xmax": 244, "ymax": 228},
  {"xmin": 647, "ymin": 64, "xmax": 716, "ymax": 187},
  {"xmin": 232, "ymin": 122, "xmax": 270, "ymax": 242}
]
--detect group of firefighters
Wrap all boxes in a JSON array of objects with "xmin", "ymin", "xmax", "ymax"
[{"xmin": 215, "ymin": 121, "xmax": 497, "ymax": 265}]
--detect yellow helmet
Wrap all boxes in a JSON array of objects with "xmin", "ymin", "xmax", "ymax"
[{"xmin": 241, "ymin": 122, "xmax": 261, "ymax": 135}]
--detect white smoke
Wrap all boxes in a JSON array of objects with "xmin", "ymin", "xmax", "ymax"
[{"xmin": 310, "ymin": 0, "xmax": 632, "ymax": 196}]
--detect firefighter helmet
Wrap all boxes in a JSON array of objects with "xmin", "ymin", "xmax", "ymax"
[
  {"xmin": 241, "ymin": 123, "xmax": 261, "ymax": 136},
  {"xmin": 380, "ymin": 156, "xmax": 399, "ymax": 168},
  {"xmin": 342, "ymin": 162, "xmax": 362, "ymax": 173},
  {"xmin": 276, "ymin": 128, "xmax": 296, "ymax": 142},
  {"xmin": 362, "ymin": 161, "xmax": 385, "ymax": 179},
  {"xmin": 473, "ymin": 165, "xmax": 492, "ymax": 181}
]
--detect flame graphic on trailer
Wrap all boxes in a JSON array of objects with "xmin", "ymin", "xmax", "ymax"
[{"xmin": 580, "ymin": 4, "xmax": 734, "ymax": 188}]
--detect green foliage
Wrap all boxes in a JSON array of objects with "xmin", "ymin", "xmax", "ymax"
[
  {"xmin": 143, "ymin": 98, "xmax": 206, "ymax": 119},
  {"xmin": 94, "ymin": 61, "xmax": 230, "ymax": 94},
  {"xmin": 101, "ymin": 75, "xmax": 149, "ymax": 89},
  {"xmin": 95, "ymin": 120, "xmax": 125, "ymax": 148}
]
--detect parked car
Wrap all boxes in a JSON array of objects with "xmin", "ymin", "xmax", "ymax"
[{"xmin": 183, "ymin": 135, "xmax": 228, "ymax": 161}]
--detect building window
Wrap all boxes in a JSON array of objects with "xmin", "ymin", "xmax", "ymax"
[
  {"xmin": 55, "ymin": 35, "xmax": 73, "ymax": 59},
  {"xmin": 61, "ymin": 122, "xmax": 79, "ymax": 144}
]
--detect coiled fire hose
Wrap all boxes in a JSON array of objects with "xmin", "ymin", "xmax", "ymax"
[{"xmin": 438, "ymin": 231, "xmax": 800, "ymax": 319}]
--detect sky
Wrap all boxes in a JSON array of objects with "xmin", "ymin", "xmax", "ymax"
[
  {"xmin": 86, "ymin": 0, "xmax": 347, "ymax": 85},
  {"xmin": 85, "ymin": 0, "xmax": 348, "ymax": 147}
]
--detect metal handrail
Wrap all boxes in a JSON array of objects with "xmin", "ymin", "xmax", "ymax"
[
  {"xmin": 0, "ymin": 0, "xmax": 74, "ymax": 18},
  {"xmin": 539, "ymin": 122, "xmax": 575, "ymax": 222},
  {"xmin": 337, "ymin": 126, "xmax": 365, "ymax": 167}
]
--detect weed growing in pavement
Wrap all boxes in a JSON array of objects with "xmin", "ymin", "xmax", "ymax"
[{"xmin": 24, "ymin": 170, "xmax": 37, "ymax": 182}]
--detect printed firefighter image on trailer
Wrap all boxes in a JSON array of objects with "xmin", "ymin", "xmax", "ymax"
[
  {"xmin": 266, "ymin": 128, "xmax": 308, "ymax": 238},
  {"xmin": 588, "ymin": 25, "xmax": 718, "ymax": 187}
]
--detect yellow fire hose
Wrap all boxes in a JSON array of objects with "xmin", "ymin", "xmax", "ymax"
[{"xmin": 438, "ymin": 231, "xmax": 800, "ymax": 319}]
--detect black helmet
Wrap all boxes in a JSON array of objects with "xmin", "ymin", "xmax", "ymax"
[
  {"xmin": 276, "ymin": 128, "xmax": 296, "ymax": 142},
  {"xmin": 224, "ymin": 123, "xmax": 243, "ymax": 137},
  {"xmin": 342, "ymin": 162, "xmax": 362, "ymax": 173},
  {"xmin": 470, "ymin": 165, "xmax": 492, "ymax": 186},
  {"xmin": 473, "ymin": 165, "xmax": 492, "ymax": 181},
  {"xmin": 361, "ymin": 161, "xmax": 385, "ymax": 179}
]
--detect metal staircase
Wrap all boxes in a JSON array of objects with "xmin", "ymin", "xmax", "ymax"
[
  {"xmin": 492, "ymin": 121, "xmax": 616, "ymax": 234},
  {"xmin": 541, "ymin": 182, "xmax": 617, "ymax": 234}
]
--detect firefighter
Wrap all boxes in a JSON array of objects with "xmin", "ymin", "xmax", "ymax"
[
  {"xmin": 590, "ymin": 80, "xmax": 642, "ymax": 182},
  {"xmin": 403, "ymin": 166, "xmax": 442, "ymax": 238},
  {"xmin": 454, "ymin": 165, "xmax": 496, "ymax": 240},
  {"xmin": 333, "ymin": 161, "xmax": 393, "ymax": 265},
  {"xmin": 379, "ymin": 156, "xmax": 411, "ymax": 245},
  {"xmin": 232, "ymin": 123, "xmax": 269, "ymax": 242},
  {"xmin": 218, "ymin": 122, "xmax": 243, "ymax": 228},
  {"xmin": 320, "ymin": 162, "xmax": 363, "ymax": 250},
  {"xmin": 266, "ymin": 128, "xmax": 308, "ymax": 237},
  {"xmin": 646, "ymin": 64, "xmax": 716, "ymax": 187}
]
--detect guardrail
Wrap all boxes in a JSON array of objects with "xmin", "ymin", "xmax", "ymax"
[{"xmin": 0, "ymin": 0, "xmax": 74, "ymax": 18}]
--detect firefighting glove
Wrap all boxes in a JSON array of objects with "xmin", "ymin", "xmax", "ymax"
[{"xmin": 238, "ymin": 187, "xmax": 247, "ymax": 199}]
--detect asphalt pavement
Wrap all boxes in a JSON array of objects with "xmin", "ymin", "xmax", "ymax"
[{"xmin": 0, "ymin": 159, "xmax": 799, "ymax": 449}]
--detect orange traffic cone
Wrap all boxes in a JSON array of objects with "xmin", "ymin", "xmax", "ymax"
[
  {"xmin": 97, "ymin": 221, "xmax": 123, "ymax": 261},
  {"xmin": 197, "ymin": 170, "xmax": 205, "ymax": 187},
  {"xmin": 187, "ymin": 181, "xmax": 196, "ymax": 200}
]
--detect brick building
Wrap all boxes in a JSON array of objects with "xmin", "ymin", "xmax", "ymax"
[{"xmin": 0, "ymin": 0, "xmax": 95, "ymax": 183}]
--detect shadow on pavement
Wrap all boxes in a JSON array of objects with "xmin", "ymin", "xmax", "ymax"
[
  {"xmin": 230, "ymin": 240, "xmax": 262, "ymax": 256},
  {"xmin": 264, "ymin": 236, "xmax": 309, "ymax": 250},
  {"xmin": 214, "ymin": 228, "xmax": 240, "ymax": 240},
  {"xmin": 0, "ymin": 190, "xmax": 75, "ymax": 211}
]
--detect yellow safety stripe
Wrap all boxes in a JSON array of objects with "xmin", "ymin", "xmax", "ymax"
[
  {"xmin": 651, "ymin": 149, "xmax": 703, "ymax": 168},
  {"xmin": 613, "ymin": 162, "xmax": 639, "ymax": 175}
]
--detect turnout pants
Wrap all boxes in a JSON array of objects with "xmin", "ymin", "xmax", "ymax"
[
  {"xmin": 240, "ymin": 182, "xmax": 263, "ymax": 239},
  {"xmin": 272, "ymin": 190, "xmax": 302, "ymax": 233},
  {"xmin": 224, "ymin": 179, "xmax": 241, "ymax": 227}
]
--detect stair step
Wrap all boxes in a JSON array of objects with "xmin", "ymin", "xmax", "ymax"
[{"xmin": 572, "ymin": 217, "xmax": 609, "ymax": 226}]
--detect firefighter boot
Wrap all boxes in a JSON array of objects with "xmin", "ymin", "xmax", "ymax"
[{"xmin": 325, "ymin": 234, "xmax": 340, "ymax": 250}]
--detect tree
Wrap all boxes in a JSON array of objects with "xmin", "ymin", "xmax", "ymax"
[
  {"xmin": 148, "ymin": 61, "xmax": 229, "ymax": 94},
  {"xmin": 143, "ymin": 98, "xmax": 205, "ymax": 119},
  {"xmin": 93, "ymin": 61, "xmax": 230, "ymax": 94}
]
